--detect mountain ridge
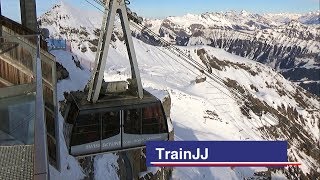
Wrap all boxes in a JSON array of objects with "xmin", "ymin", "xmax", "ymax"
[
  {"xmin": 145, "ymin": 10, "xmax": 320, "ymax": 25},
  {"xmin": 141, "ymin": 10, "xmax": 320, "ymax": 96},
  {"xmin": 38, "ymin": 3, "xmax": 320, "ymax": 180}
]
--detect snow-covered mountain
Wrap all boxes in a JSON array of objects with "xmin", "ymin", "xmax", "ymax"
[
  {"xmin": 39, "ymin": 2, "xmax": 320, "ymax": 180},
  {"xmin": 142, "ymin": 11, "xmax": 320, "ymax": 96},
  {"xmin": 263, "ymin": 11, "xmax": 320, "ymax": 24},
  {"xmin": 144, "ymin": 10, "xmax": 319, "ymax": 41}
]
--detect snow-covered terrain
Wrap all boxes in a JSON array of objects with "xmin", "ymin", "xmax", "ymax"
[
  {"xmin": 40, "ymin": 2, "xmax": 320, "ymax": 180},
  {"xmin": 141, "ymin": 10, "xmax": 320, "ymax": 96},
  {"xmin": 40, "ymin": 2, "xmax": 320, "ymax": 96},
  {"xmin": 144, "ymin": 10, "xmax": 319, "ymax": 44}
]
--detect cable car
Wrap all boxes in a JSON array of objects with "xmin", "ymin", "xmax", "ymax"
[
  {"xmin": 63, "ymin": 0, "xmax": 170, "ymax": 157},
  {"xmin": 64, "ymin": 90, "xmax": 169, "ymax": 156}
]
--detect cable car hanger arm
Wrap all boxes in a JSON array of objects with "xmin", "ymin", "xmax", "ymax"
[{"xmin": 87, "ymin": 0, "xmax": 143, "ymax": 103}]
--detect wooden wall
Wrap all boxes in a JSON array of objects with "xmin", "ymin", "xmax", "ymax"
[
  {"xmin": 1, "ymin": 14, "xmax": 60, "ymax": 170},
  {"xmin": 1, "ymin": 15, "xmax": 48, "ymax": 50},
  {"xmin": 0, "ymin": 57, "xmax": 34, "ymax": 85}
]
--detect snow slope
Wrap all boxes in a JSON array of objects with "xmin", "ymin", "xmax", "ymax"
[
  {"xmin": 40, "ymin": 2, "xmax": 320, "ymax": 180},
  {"xmin": 141, "ymin": 10, "xmax": 320, "ymax": 96},
  {"xmin": 50, "ymin": 37, "xmax": 320, "ymax": 180}
]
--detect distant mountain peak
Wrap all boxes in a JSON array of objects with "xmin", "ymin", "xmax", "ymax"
[{"xmin": 240, "ymin": 10, "xmax": 250, "ymax": 16}]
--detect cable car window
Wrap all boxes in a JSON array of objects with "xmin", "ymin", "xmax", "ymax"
[
  {"xmin": 66, "ymin": 103, "xmax": 78, "ymax": 124},
  {"xmin": 72, "ymin": 114, "xmax": 99, "ymax": 146},
  {"xmin": 124, "ymin": 109, "xmax": 141, "ymax": 134},
  {"xmin": 142, "ymin": 104, "xmax": 167, "ymax": 134},
  {"xmin": 102, "ymin": 111, "xmax": 120, "ymax": 139}
]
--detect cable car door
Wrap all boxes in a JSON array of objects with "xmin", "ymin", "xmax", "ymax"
[
  {"xmin": 122, "ymin": 108, "xmax": 142, "ymax": 148},
  {"xmin": 71, "ymin": 113, "xmax": 100, "ymax": 156},
  {"xmin": 140, "ymin": 104, "xmax": 169, "ymax": 143},
  {"xmin": 101, "ymin": 111, "xmax": 121, "ymax": 152},
  {"xmin": 122, "ymin": 103, "xmax": 169, "ymax": 149}
]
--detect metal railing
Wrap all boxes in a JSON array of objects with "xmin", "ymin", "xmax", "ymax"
[{"xmin": 0, "ymin": 34, "xmax": 49, "ymax": 179}]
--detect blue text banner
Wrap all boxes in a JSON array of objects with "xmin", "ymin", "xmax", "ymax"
[{"xmin": 146, "ymin": 141, "xmax": 300, "ymax": 167}]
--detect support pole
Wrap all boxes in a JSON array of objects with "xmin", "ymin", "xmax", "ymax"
[
  {"xmin": 0, "ymin": 0, "xmax": 2, "ymax": 38},
  {"xmin": 34, "ymin": 35, "xmax": 49, "ymax": 180},
  {"xmin": 20, "ymin": 0, "xmax": 37, "ymax": 32}
]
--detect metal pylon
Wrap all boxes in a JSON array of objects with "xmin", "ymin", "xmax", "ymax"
[{"xmin": 87, "ymin": 0, "xmax": 143, "ymax": 103}]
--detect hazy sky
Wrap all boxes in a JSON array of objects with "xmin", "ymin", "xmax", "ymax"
[{"xmin": 1, "ymin": 0, "xmax": 319, "ymax": 22}]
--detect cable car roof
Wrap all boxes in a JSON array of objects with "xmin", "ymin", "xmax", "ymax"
[{"xmin": 70, "ymin": 90, "xmax": 161, "ymax": 111}]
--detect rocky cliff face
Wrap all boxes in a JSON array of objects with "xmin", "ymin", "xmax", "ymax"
[
  {"xmin": 39, "ymin": 5, "xmax": 320, "ymax": 97},
  {"xmin": 196, "ymin": 48, "xmax": 320, "ymax": 179},
  {"xmin": 143, "ymin": 11, "xmax": 320, "ymax": 95},
  {"xmin": 40, "ymin": 3, "xmax": 320, "ymax": 179}
]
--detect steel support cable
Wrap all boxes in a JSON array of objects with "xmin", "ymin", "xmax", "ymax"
[
  {"xmin": 154, "ymin": 44, "xmax": 205, "ymax": 84},
  {"xmin": 84, "ymin": 0, "xmax": 240, "ymax": 101},
  {"xmin": 129, "ymin": 21, "xmax": 248, "ymax": 99},
  {"xmin": 237, "ymin": 97, "xmax": 292, "ymax": 141},
  {"xmin": 93, "ymin": 0, "xmax": 108, "ymax": 7},
  {"xmin": 85, "ymin": 0, "xmax": 105, "ymax": 12},
  {"xmin": 85, "ymin": 0, "xmax": 192, "ymax": 87},
  {"xmin": 85, "ymin": 1, "xmax": 203, "ymax": 87},
  {"xmin": 88, "ymin": 0, "xmax": 260, "ymax": 141},
  {"xmin": 136, "ymin": 24, "xmax": 210, "ymax": 70},
  {"xmin": 137, "ymin": 33, "xmax": 202, "ymax": 86},
  {"xmin": 142, "ymin": 47, "xmax": 185, "ymax": 86},
  {"xmin": 129, "ymin": 20, "xmax": 238, "ymax": 101},
  {"xmin": 133, "ymin": 22, "xmax": 211, "ymax": 72},
  {"xmin": 141, "ymin": 37, "xmax": 181, "ymax": 74},
  {"xmin": 85, "ymin": 0, "xmax": 303, "ymax": 141},
  {"xmin": 127, "ymin": 17, "xmax": 251, "ymax": 136},
  {"xmin": 130, "ymin": 2, "xmax": 307, "ymax": 143},
  {"xmin": 90, "ymin": 0, "xmax": 233, "ymax": 88},
  {"xmin": 131, "ymin": 20, "xmax": 253, "ymax": 139},
  {"xmin": 155, "ymin": 47, "xmax": 181, "ymax": 73},
  {"xmin": 220, "ymin": 71, "xmax": 304, "ymax": 141},
  {"xmin": 235, "ymin": 68, "xmax": 273, "ymax": 135},
  {"xmin": 133, "ymin": 23, "xmax": 236, "ymax": 97},
  {"xmin": 77, "ymin": 1, "xmax": 308, "ymax": 149},
  {"xmin": 86, "ymin": 0, "xmax": 238, "ymax": 99},
  {"xmin": 134, "ymin": 28, "xmax": 228, "ymax": 94},
  {"xmin": 85, "ymin": 1, "xmax": 252, "ymax": 129},
  {"xmin": 131, "ymin": 24, "xmax": 271, "ymax": 140},
  {"xmin": 129, "ymin": 23, "xmax": 198, "ymax": 74},
  {"xmin": 223, "ymin": 108, "xmax": 258, "ymax": 139},
  {"xmin": 154, "ymin": 46, "xmax": 258, "ymax": 140},
  {"xmin": 153, "ymin": 57, "xmax": 188, "ymax": 86},
  {"xmin": 205, "ymin": 100, "xmax": 257, "ymax": 139}
]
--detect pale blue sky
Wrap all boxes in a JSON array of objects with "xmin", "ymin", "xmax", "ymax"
[{"xmin": 1, "ymin": 0, "xmax": 319, "ymax": 22}]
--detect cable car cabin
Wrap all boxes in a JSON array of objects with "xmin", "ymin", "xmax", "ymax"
[{"xmin": 64, "ymin": 90, "xmax": 169, "ymax": 157}]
